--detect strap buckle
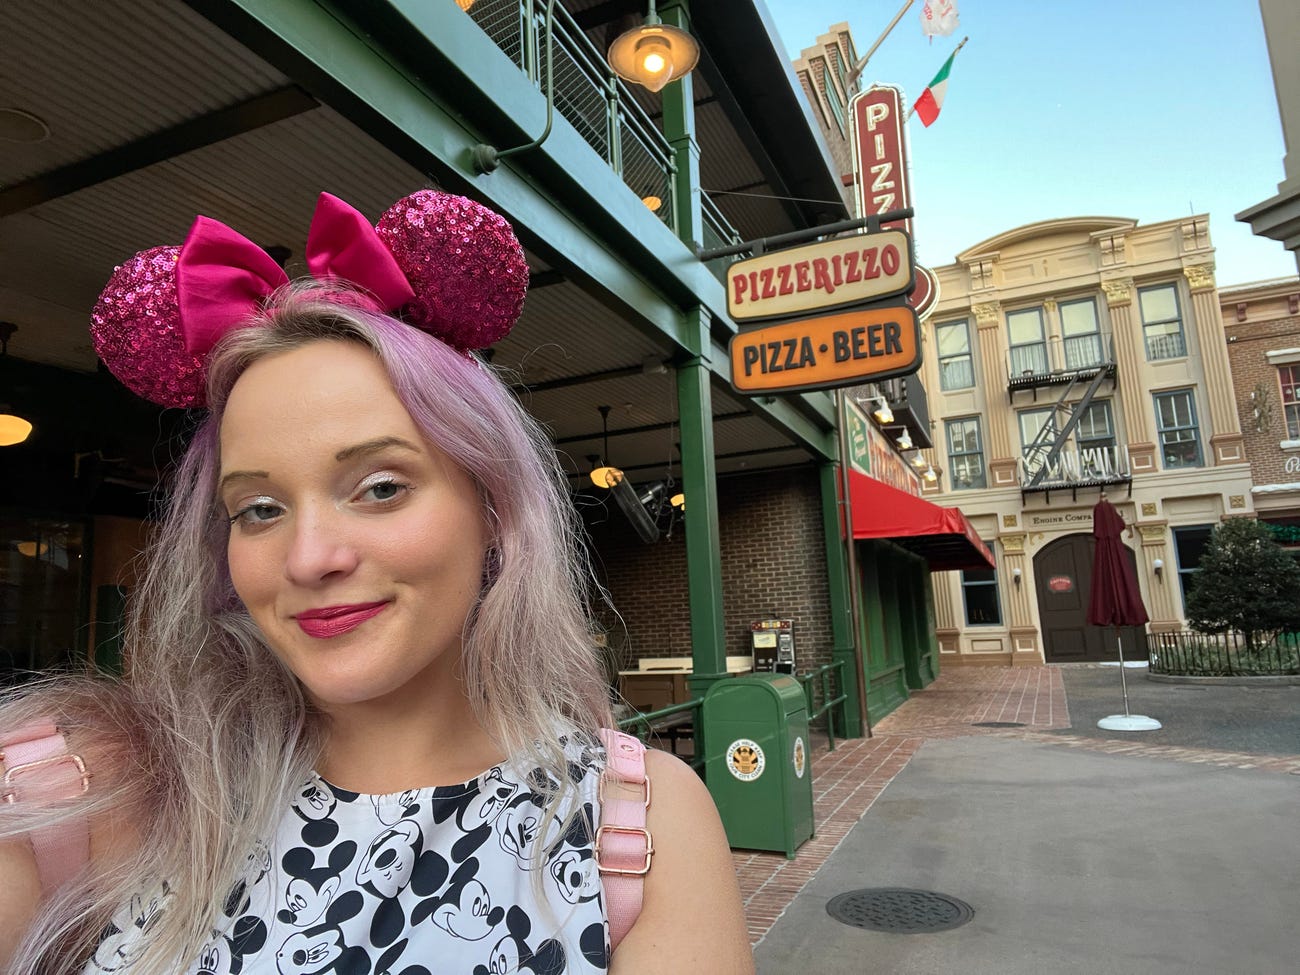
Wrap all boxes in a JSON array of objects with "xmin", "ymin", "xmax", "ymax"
[
  {"xmin": 2, "ymin": 753, "xmax": 91, "ymax": 804},
  {"xmin": 594, "ymin": 824, "xmax": 654, "ymax": 877},
  {"xmin": 597, "ymin": 769, "xmax": 651, "ymax": 809}
]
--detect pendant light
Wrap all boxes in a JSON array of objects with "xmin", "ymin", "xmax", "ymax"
[
  {"xmin": 872, "ymin": 395, "xmax": 894, "ymax": 424},
  {"xmin": 897, "ymin": 429, "xmax": 914, "ymax": 450},
  {"xmin": 589, "ymin": 406, "xmax": 624, "ymax": 488},
  {"xmin": 607, "ymin": 0, "xmax": 700, "ymax": 93},
  {"xmin": 0, "ymin": 322, "xmax": 33, "ymax": 446}
]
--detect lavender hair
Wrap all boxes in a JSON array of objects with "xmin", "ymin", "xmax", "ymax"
[{"xmin": 0, "ymin": 283, "xmax": 612, "ymax": 974}]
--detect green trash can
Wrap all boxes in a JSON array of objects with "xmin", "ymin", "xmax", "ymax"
[{"xmin": 703, "ymin": 673, "xmax": 814, "ymax": 858}]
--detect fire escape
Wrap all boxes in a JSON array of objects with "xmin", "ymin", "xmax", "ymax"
[{"xmin": 1008, "ymin": 331, "xmax": 1129, "ymax": 504}]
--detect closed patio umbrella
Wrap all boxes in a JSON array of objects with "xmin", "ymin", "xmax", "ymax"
[{"xmin": 1086, "ymin": 498, "xmax": 1160, "ymax": 731}]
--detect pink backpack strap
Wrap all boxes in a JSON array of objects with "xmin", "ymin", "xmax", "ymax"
[
  {"xmin": 595, "ymin": 728, "xmax": 651, "ymax": 953},
  {"xmin": 1, "ymin": 720, "xmax": 91, "ymax": 892}
]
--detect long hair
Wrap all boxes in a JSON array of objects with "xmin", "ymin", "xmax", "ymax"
[{"xmin": 0, "ymin": 283, "xmax": 612, "ymax": 974}]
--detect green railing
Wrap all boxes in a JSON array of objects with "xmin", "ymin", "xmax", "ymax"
[
  {"xmin": 617, "ymin": 698, "xmax": 705, "ymax": 772},
  {"xmin": 701, "ymin": 191, "xmax": 747, "ymax": 281},
  {"xmin": 797, "ymin": 660, "xmax": 849, "ymax": 752},
  {"xmin": 466, "ymin": 0, "xmax": 677, "ymax": 232}
]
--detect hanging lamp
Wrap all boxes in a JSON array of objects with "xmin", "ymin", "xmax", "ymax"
[
  {"xmin": 607, "ymin": 0, "xmax": 700, "ymax": 93},
  {"xmin": 589, "ymin": 406, "xmax": 624, "ymax": 488}
]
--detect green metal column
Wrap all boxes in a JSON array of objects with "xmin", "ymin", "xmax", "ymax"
[
  {"xmin": 679, "ymin": 336, "xmax": 727, "ymax": 703},
  {"xmin": 819, "ymin": 461, "xmax": 863, "ymax": 737},
  {"xmin": 659, "ymin": 0, "xmax": 701, "ymax": 248}
]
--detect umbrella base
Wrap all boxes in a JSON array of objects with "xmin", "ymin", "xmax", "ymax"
[{"xmin": 1098, "ymin": 714, "xmax": 1162, "ymax": 731}]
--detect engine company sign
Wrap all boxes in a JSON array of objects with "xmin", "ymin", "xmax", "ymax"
[
  {"xmin": 726, "ymin": 229, "xmax": 914, "ymax": 322},
  {"xmin": 851, "ymin": 84, "xmax": 912, "ymax": 237},
  {"xmin": 729, "ymin": 304, "xmax": 921, "ymax": 394}
]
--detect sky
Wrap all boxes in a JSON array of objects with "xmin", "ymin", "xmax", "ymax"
[{"xmin": 765, "ymin": 0, "xmax": 1296, "ymax": 288}]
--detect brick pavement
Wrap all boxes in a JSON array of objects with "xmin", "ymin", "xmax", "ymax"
[{"xmin": 732, "ymin": 664, "xmax": 1300, "ymax": 947}]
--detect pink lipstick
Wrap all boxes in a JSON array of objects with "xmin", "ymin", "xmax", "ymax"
[{"xmin": 294, "ymin": 601, "xmax": 389, "ymax": 638}]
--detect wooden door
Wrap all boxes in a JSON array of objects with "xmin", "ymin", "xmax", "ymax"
[{"xmin": 1034, "ymin": 533, "xmax": 1148, "ymax": 663}]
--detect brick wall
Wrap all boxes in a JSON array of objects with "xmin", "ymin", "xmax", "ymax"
[
  {"xmin": 1222, "ymin": 284, "xmax": 1300, "ymax": 487},
  {"xmin": 585, "ymin": 466, "xmax": 834, "ymax": 672}
]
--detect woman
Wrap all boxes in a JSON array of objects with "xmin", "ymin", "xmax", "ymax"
[{"xmin": 0, "ymin": 191, "xmax": 752, "ymax": 974}]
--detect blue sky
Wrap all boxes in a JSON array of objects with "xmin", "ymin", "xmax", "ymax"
[{"xmin": 766, "ymin": 0, "xmax": 1295, "ymax": 288}]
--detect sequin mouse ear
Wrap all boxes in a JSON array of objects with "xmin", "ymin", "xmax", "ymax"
[
  {"xmin": 375, "ymin": 190, "xmax": 529, "ymax": 351},
  {"xmin": 89, "ymin": 245, "xmax": 207, "ymax": 409}
]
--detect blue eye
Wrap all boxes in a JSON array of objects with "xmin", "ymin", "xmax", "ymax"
[
  {"xmin": 229, "ymin": 502, "xmax": 282, "ymax": 527},
  {"xmin": 360, "ymin": 479, "xmax": 408, "ymax": 504}
]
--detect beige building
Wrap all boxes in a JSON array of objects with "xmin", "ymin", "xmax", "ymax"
[{"xmin": 910, "ymin": 215, "xmax": 1255, "ymax": 665}]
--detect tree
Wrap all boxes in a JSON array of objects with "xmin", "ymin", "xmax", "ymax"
[{"xmin": 1185, "ymin": 518, "xmax": 1300, "ymax": 650}]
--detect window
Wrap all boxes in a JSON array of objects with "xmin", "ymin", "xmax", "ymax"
[
  {"xmin": 936, "ymin": 319, "xmax": 975, "ymax": 390},
  {"xmin": 1006, "ymin": 307, "xmax": 1047, "ymax": 376},
  {"xmin": 1077, "ymin": 400, "xmax": 1117, "ymax": 477},
  {"xmin": 1153, "ymin": 389, "xmax": 1203, "ymax": 468},
  {"xmin": 1139, "ymin": 284, "xmax": 1187, "ymax": 360},
  {"xmin": 1018, "ymin": 408, "xmax": 1055, "ymax": 460},
  {"xmin": 1281, "ymin": 365, "xmax": 1300, "ymax": 440},
  {"xmin": 1059, "ymin": 298, "xmax": 1104, "ymax": 369},
  {"xmin": 822, "ymin": 66, "xmax": 846, "ymax": 135},
  {"xmin": 1172, "ymin": 524, "xmax": 1214, "ymax": 615},
  {"xmin": 962, "ymin": 545, "xmax": 1002, "ymax": 626},
  {"xmin": 945, "ymin": 417, "xmax": 987, "ymax": 489}
]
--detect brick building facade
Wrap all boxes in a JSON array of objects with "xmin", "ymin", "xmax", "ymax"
[
  {"xmin": 587, "ymin": 467, "xmax": 834, "ymax": 672},
  {"xmin": 1219, "ymin": 276, "xmax": 1300, "ymax": 523}
]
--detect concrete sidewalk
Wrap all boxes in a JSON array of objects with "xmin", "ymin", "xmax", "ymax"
[
  {"xmin": 735, "ymin": 666, "xmax": 1300, "ymax": 973},
  {"xmin": 754, "ymin": 735, "xmax": 1300, "ymax": 975}
]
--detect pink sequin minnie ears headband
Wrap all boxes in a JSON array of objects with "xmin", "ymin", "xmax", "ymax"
[{"xmin": 90, "ymin": 190, "xmax": 529, "ymax": 408}]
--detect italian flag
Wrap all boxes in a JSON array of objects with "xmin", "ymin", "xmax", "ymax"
[{"xmin": 912, "ymin": 51, "xmax": 956, "ymax": 127}]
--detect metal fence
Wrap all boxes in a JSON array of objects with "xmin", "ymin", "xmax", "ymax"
[
  {"xmin": 466, "ymin": 0, "xmax": 676, "ymax": 231},
  {"xmin": 1148, "ymin": 630, "xmax": 1300, "ymax": 677},
  {"xmin": 797, "ymin": 660, "xmax": 849, "ymax": 751}
]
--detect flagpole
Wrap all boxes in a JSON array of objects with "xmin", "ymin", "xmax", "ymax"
[
  {"xmin": 845, "ymin": 0, "xmax": 915, "ymax": 91},
  {"xmin": 905, "ymin": 35, "xmax": 970, "ymax": 122}
]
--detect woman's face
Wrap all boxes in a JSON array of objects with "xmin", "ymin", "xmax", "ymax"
[{"xmin": 218, "ymin": 339, "xmax": 487, "ymax": 710}]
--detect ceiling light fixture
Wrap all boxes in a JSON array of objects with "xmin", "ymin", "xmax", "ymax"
[
  {"xmin": 670, "ymin": 492, "xmax": 685, "ymax": 511},
  {"xmin": 607, "ymin": 0, "xmax": 700, "ymax": 93},
  {"xmin": 0, "ymin": 322, "xmax": 33, "ymax": 446},
  {"xmin": 641, "ymin": 194, "xmax": 663, "ymax": 211},
  {"xmin": 0, "ymin": 108, "xmax": 51, "ymax": 144},
  {"xmin": 589, "ymin": 405, "xmax": 624, "ymax": 488}
]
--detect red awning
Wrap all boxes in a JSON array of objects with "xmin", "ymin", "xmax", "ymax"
[{"xmin": 848, "ymin": 470, "xmax": 995, "ymax": 571}]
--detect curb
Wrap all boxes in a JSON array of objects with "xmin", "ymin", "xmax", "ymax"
[{"xmin": 1145, "ymin": 673, "xmax": 1300, "ymax": 686}]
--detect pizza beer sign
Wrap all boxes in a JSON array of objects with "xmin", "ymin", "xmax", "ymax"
[{"xmin": 726, "ymin": 228, "xmax": 921, "ymax": 394}]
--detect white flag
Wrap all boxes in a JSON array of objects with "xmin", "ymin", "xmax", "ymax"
[{"xmin": 920, "ymin": 0, "xmax": 960, "ymax": 39}]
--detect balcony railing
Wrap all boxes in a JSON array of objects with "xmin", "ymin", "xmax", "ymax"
[
  {"xmin": 467, "ymin": 0, "xmax": 677, "ymax": 231},
  {"xmin": 1019, "ymin": 443, "xmax": 1131, "ymax": 490},
  {"xmin": 1145, "ymin": 331, "xmax": 1187, "ymax": 360},
  {"xmin": 1006, "ymin": 331, "xmax": 1115, "ymax": 390},
  {"xmin": 701, "ymin": 191, "xmax": 747, "ymax": 281}
]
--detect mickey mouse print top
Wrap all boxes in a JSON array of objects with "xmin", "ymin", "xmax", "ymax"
[{"xmin": 84, "ymin": 732, "xmax": 610, "ymax": 975}]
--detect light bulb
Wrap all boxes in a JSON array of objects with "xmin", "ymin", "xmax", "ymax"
[{"xmin": 634, "ymin": 35, "xmax": 673, "ymax": 89}]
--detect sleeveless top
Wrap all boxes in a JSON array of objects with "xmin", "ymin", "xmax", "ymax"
[{"xmin": 83, "ymin": 732, "xmax": 610, "ymax": 975}]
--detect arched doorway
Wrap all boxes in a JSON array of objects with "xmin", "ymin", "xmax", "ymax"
[{"xmin": 1034, "ymin": 532, "xmax": 1148, "ymax": 663}]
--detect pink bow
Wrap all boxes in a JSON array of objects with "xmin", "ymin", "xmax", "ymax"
[{"xmin": 175, "ymin": 193, "xmax": 416, "ymax": 356}]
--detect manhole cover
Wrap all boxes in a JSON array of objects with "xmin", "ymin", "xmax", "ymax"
[
  {"xmin": 971, "ymin": 721, "xmax": 1025, "ymax": 728},
  {"xmin": 826, "ymin": 888, "xmax": 974, "ymax": 933}
]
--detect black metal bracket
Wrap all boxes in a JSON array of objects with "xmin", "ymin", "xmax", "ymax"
[{"xmin": 695, "ymin": 208, "xmax": 915, "ymax": 262}]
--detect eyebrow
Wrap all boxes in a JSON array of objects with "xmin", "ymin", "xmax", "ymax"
[
  {"xmin": 217, "ymin": 437, "xmax": 421, "ymax": 493},
  {"xmin": 334, "ymin": 436, "xmax": 422, "ymax": 463}
]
